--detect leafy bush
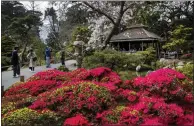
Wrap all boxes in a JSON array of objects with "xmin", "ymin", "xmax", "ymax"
[
  {"xmin": 83, "ymin": 49, "xmax": 149, "ymax": 71},
  {"xmin": 1, "ymin": 56, "xmax": 10, "ymax": 65},
  {"xmin": 2, "ymin": 108, "xmax": 60, "ymax": 126},
  {"xmin": 83, "ymin": 49, "xmax": 126, "ymax": 71},
  {"xmin": 1, "ymin": 36, "xmax": 15, "ymax": 67},
  {"xmin": 57, "ymin": 66, "xmax": 69, "ymax": 72},
  {"xmin": 136, "ymin": 47, "xmax": 157, "ymax": 65},
  {"xmin": 177, "ymin": 63, "xmax": 193, "ymax": 79},
  {"xmin": 2, "ymin": 108, "xmax": 40, "ymax": 126}
]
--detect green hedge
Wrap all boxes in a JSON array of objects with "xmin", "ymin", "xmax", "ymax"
[{"xmin": 83, "ymin": 49, "xmax": 153, "ymax": 72}]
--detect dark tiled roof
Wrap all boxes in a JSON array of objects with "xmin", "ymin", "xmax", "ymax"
[{"xmin": 110, "ymin": 25, "xmax": 162, "ymax": 43}]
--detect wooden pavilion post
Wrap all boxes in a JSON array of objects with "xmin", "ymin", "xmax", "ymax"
[
  {"xmin": 117, "ymin": 43, "xmax": 120, "ymax": 50},
  {"xmin": 142, "ymin": 41, "xmax": 144, "ymax": 51},
  {"xmin": 129, "ymin": 42, "xmax": 130, "ymax": 51},
  {"xmin": 152, "ymin": 41, "xmax": 154, "ymax": 48},
  {"xmin": 156, "ymin": 41, "xmax": 160, "ymax": 58}
]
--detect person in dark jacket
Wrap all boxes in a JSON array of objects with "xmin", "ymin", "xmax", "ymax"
[
  {"xmin": 45, "ymin": 46, "xmax": 51, "ymax": 68},
  {"xmin": 61, "ymin": 51, "xmax": 65, "ymax": 65},
  {"xmin": 11, "ymin": 46, "xmax": 20, "ymax": 78}
]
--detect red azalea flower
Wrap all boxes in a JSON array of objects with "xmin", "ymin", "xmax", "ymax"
[{"xmin": 63, "ymin": 114, "xmax": 90, "ymax": 126}]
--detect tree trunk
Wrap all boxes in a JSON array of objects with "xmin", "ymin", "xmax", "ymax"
[
  {"xmin": 103, "ymin": 1, "xmax": 125, "ymax": 49},
  {"xmin": 83, "ymin": 1, "xmax": 127, "ymax": 49},
  {"xmin": 20, "ymin": 41, "xmax": 28, "ymax": 66}
]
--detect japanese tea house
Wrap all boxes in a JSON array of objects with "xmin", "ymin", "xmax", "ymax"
[{"xmin": 110, "ymin": 24, "xmax": 163, "ymax": 58}]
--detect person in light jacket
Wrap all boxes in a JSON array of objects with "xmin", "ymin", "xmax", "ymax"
[{"xmin": 27, "ymin": 49, "xmax": 36, "ymax": 72}]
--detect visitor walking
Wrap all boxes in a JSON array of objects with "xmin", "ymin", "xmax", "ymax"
[
  {"xmin": 11, "ymin": 46, "xmax": 20, "ymax": 78},
  {"xmin": 45, "ymin": 46, "xmax": 51, "ymax": 68},
  {"xmin": 27, "ymin": 49, "xmax": 37, "ymax": 72},
  {"xmin": 61, "ymin": 50, "xmax": 65, "ymax": 66}
]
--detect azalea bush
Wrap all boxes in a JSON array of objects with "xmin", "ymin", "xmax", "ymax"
[
  {"xmin": 2, "ymin": 67, "xmax": 193, "ymax": 125},
  {"xmin": 180, "ymin": 53, "xmax": 192, "ymax": 59}
]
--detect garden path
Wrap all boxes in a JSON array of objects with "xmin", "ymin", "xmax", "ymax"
[{"xmin": 2, "ymin": 60, "xmax": 77, "ymax": 90}]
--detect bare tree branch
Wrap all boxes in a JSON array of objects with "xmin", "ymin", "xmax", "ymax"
[
  {"xmin": 83, "ymin": 1, "xmax": 116, "ymax": 25},
  {"xmin": 103, "ymin": 1, "xmax": 126, "ymax": 48}
]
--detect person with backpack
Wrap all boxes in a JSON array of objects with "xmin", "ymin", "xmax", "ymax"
[
  {"xmin": 27, "ymin": 48, "xmax": 37, "ymax": 72},
  {"xmin": 11, "ymin": 46, "xmax": 20, "ymax": 78}
]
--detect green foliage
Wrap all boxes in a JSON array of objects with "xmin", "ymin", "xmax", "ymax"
[
  {"xmin": 1, "ymin": 1, "xmax": 26, "ymax": 34},
  {"xmin": 2, "ymin": 108, "xmax": 61, "ymax": 126},
  {"xmin": 57, "ymin": 66, "xmax": 69, "ymax": 72},
  {"xmin": 46, "ymin": 31, "xmax": 60, "ymax": 50},
  {"xmin": 136, "ymin": 47, "xmax": 157, "ymax": 65},
  {"xmin": 65, "ymin": 3, "xmax": 89, "ymax": 24},
  {"xmin": 9, "ymin": 14, "xmax": 42, "ymax": 37},
  {"xmin": 106, "ymin": 106, "xmax": 126, "ymax": 123},
  {"xmin": 1, "ymin": 102, "xmax": 16, "ymax": 116},
  {"xmin": 163, "ymin": 25, "xmax": 193, "ymax": 50},
  {"xmin": 32, "ymin": 37, "xmax": 46, "ymax": 65},
  {"xmin": 177, "ymin": 63, "xmax": 193, "ymax": 79},
  {"xmin": 72, "ymin": 26, "xmax": 91, "ymax": 43},
  {"xmin": 83, "ymin": 49, "xmax": 126, "ymax": 71},
  {"xmin": 1, "ymin": 56, "xmax": 11, "ymax": 67},
  {"xmin": 1, "ymin": 36, "xmax": 15, "ymax": 67},
  {"xmin": 155, "ymin": 60, "xmax": 166, "ymax": 69},
  {"xmin": 2, "ymin": 108, "xmax": 40, "ymax": 126},
  {"xmin": 1, "ymin": 36, "xmax": 15, "ymax": 56},
  {"xmin": 118, "ymin": 71, "xmax": 138, "ymax": 81},
  {"xmin": 83, "ymin": 49, "xmax": 151, "ymax": 71},
  {"xmin": 118, "ymin": 71, "xmax": 147, "ymax": 81}
]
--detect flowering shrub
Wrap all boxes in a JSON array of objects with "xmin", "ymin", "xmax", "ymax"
[
  {"xmin": 4, "ymin": 80, "xmax": 60, "ymax": 96},
  {"xmin": 63, "ymin": 114, "xmax": 91, "ymax": 126},
  {"xmin": 180, "ymin": 53, "xmax": 192, "ymax": 59},
  {"xmin": 2, "ymin": 108, "xmax": 40, "ymax": 126},
  {"xmin": 2, "ymin": 108, "xmax": 60, "ymax": 126},
  {"xmin": 96, "ymin": 106, "xmax": 127, "ymax": 124},
  {"xmin": 132, "ymin": 68, "xmax": 193, "ymax": 103},
  {"xmin": 29, "ymin": 81, "xmax": 114, "ymax": 118},
  {"xmin": 27, "ymin": 69, "xmax": 68, "ymax": 82},
  {"xmin": 2, "ymin": 94, "xmax": 36, "ymax": 116},
  {"xmin": 2, "ymin": 67, "xmax": 193, "ymax": 125}
]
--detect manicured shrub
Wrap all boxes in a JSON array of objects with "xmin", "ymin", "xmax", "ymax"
[
  {"xmin": 83, "ymin": 49, "xmax": 128, "ymax": 71},
  {"xmin": 83, "ymin": 49, "xmax": 153, "ymax": 72},
  {"xmin": 57, "ymin": 65, "xmax": 69, "ymax": 72},
  {"xmin": 177, "ymin": 63, "xmax": 193, "ymax": 79},
  {"xmin": 2, "ymin": 108, "xmax": 40, "ymax": 126},
  {"xmin": 29, "ymin": 81, "xmax": 114, "ymax": 118},
  {"xmin": 136, "ymin": 47, "xmax": 157, "ymax": 65},
  {"xmin": 2, "ymin": 108, "xmax": 61, "ymax": 126},
  {"xmin": 2, "ymin": 94, "xmax": 36, "ymax": 116}
]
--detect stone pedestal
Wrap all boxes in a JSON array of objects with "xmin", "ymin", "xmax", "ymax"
[{"xmin": 73, "ymin": 35, "xmax": 85, "ymax": 68}]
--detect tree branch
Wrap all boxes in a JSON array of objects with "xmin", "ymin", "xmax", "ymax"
[{"xmin": 83, "ymin": 1, "xmax": 116, "ymax": 25}]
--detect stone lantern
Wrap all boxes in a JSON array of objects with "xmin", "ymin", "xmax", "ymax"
[{"xmin": 73, "ymin": 35, "xmax": 85, "ymax": 68}]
